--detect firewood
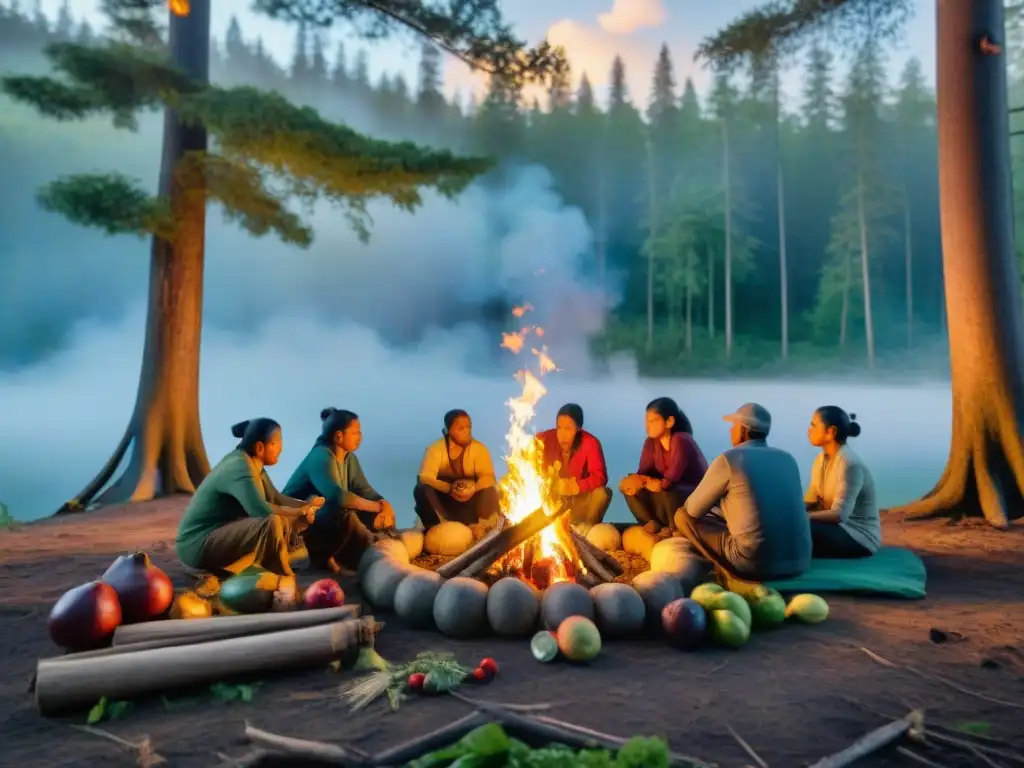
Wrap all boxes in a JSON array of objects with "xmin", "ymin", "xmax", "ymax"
[
  {"xmin": 807, "ymin": 710, "xmax": 924, "ymax": 768},
  {"xmin": 434, "ymin": 518, "xmax": 507, "ymax": 578},
  {"xmin": 572, "ymin": 532, "xmax": 624, "ymax": 577},
  {"xmin": 568, "ymin": 530, "xmax": 618, "ymax": 583},
  {"xmin": 441, "ymin": 505, "xmax": 570, "ymax": 579}
]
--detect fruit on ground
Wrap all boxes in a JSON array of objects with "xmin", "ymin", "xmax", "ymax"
[
  {"xmin": 689, "ymin": 582, "xmax": 725, "ymax": 603},
  {"xmin": 356, "ymin": 539, "xmax": 409, "ymax": 581},
  {"xmin": 433, "ymin": 577, "xmax": 489, "ymax": 638},
  {"xmin": 487, "ymin": 577, "xmax": 540, "ymax": 636},
  {"xmin": 785, "ymin": 593, "xmax": 830, "ymax": 624},
  {"xmin": 750, "ymin": 590, "xmax": 786, "ymax": 630},
  {"xmin": 100, "ymin": 552, "xmax": 175, "ymax": 624},
  {"xmin": 585, "ymin": 523, "xmax": 622, "ymax": 553},
  {"xmin": 303, "ymin": 578, "xmax": 344, "ymax": 610},
  {"xmin": 590, "ymin": 582, "xmax": 646, "ymax": 638},
  {"xmin": 631, "ymin": 570, "xmax": 684, "ymax": 623},
  {"xmin": 661, "ymin": 598, "xmax": 708, "ymax": 650},
  {"xmin": 705, "ymin": 591, "xmax": 752, "ymax": 629},
  {"xmin": 399, "ymin": 529, "xmax": 424, "ymax": 559},
  {"xmin": 541, "ymin": 581, "xmax": 594, "ymax": 630},
  {"xmin": 219, "ymin": 566, "xmax": 284, "ymax": 614},
  {"xmin": 394, "ymin": 570, "xmax": 443, "ymax": 629},
  {"xmin": 556, "ymin": 616, "xmax": 603, "ymax": 662},
  {"xmin": 362, "ymin": 559, "xmax": 414, "ymax": 611},
  {"xmin": 621, "ymin": 525, "xmax": 657, "ymax": 561},
  {"xmin": 47, "ymin": 581, "xmax": 122, "ymax": 651},
  {"xmin": 709, "ymin": 609, "xmax": 751, "ymax": 648},
  {"xmin": 530, "ymin": 630, "xmax": 559, "ymax": 662},
  {"xmin": 424, "ymin": 521, "xmax": 474, "ymax": 556},
  {"xmin": 479, "ymin": 658, "xmax": 499, "ymax": 674},
  {"xmin": 408, "ymin": 672, "xmax": 425, "ymax": 690}
]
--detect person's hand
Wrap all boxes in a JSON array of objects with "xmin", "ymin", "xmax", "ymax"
[
  {"xmin": 619, "ymin": 475, "xmax": 642, "ymax": 496},
  {"xmin": 643, "ymin": 477, "xmax": 663, "ymax": 493},
  {"xmin": 557, "ymin": 477, "xmax": 580, "ymax": 496},
  {"xmin": 374, "ymin": 501, "xmax": 395, "ymax": 530},
  {"xmin": 308, "ymin": 496, "xmax": 325, "ymax": 510},
  {"xmin": 301, "ymin": 504, "xmax": 318, "ymax": 525},
  {"xmin": 450, "ymin": 480, "xmax": 474, "ymax": 503}
]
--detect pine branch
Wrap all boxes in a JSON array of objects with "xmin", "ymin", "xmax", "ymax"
[
  {"xmin": 253, "ymin": 0, "xmax": 567, "ymax": 87},
  {"xmin": 696, "ymin": 0, "xmax": 913, "ymax": 71},
  {"xmin": 37, "ymin": 173, "xmax": 176, "ymax": 239}
]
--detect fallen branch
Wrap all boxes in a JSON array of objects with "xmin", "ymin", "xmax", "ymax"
[
  {"xmin": 860, "ymin": 647, "xmax": 1024, "ymax": 710},
  {"xmin": 807, "ymin": 710, "xmax": 924, "ymax": 768},
  {"xmin": 449, "ymin": 691, "xmax": 563, "ymax": 712},
  {"xmin": 925, "ymin": 729, "xmax": 1024, "ymax": 766},
  {"xmin": 896, "ymin": 746, "xmax": 949, "ymax": 768},
  {"xmin": 70, "ymin": 724, "xmax": 165, "ymax": 767},
  {"xmin": 569, "ymin": 530, "xmax": 618, "ymax": 583},
  {"xmin": 244, "ymin": 723, "xmax": 373, "ymax": 768},
  {"xmin": 726, "ymin": 723, "xmax": 769, "ymax": 768},
  {"xmin": 373, "ymin": 712, "xmax": 486, "ymax": 766}
]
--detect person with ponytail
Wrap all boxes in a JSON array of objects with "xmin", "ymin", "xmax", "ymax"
[
  {"xmin": 619, "ymin": 397, "xmax": 709, "ymax": 534},
  {"xmin": 283, "ymin": 408, "xmax": 396, "ymax": 572},
  {"xmin": 804, "ymin": 406, "xmax": 881, "ymax": 558},
  {"xmin": 176, "ymin": 419, "xmax": 323, "ymax": 577},
  {"xmin": 536, "ymin": 403, "xmax": 612, "ymax": 534},
  {"xmin": 414, "ymin": 409, "xmax": 500, "ymax": 532}
]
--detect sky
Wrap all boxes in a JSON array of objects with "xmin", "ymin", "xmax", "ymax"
[{"xmin": 44, "ymin": 0, "xmax": 938, "ymax": 110}]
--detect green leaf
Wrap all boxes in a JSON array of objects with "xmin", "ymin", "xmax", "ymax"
[
  {"xmin": 86, "ymin": 697, "xmax": 107, "ymax": 725},
  {"xmin": 86, "ymin": 696, "xmax": 133, "ymax": 724},
  {"xmin": 954, "ymin": 721, "xmax": 992, "ymax": 736},
  {"xmin": 36, "ymin": 173, "xmax": 175, "ymax": 240},
  {"xmin": 106, "ymin": 700, "xmax": 134, "ymax": 721},
  {"xmin": 459, "ymin": 723, "xmax": 512, "ymax": 756},
  {"xmin": 209, "ymin": 682, "xmax": 259, "ymax": 703}
]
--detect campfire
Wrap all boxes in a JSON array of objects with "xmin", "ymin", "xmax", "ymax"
[{"xmin": 434, "ymin": 308, "xmax": 623, "ymax": 588}]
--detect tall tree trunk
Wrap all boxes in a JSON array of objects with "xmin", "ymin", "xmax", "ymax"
[
  {"xmin": 904, "ymin": 179, "xmax": 915, "ymax": 350},
  {"xmin": 891, "ymin": 0, "xmax": 1024, "ymax": 528},
  {"xmin": 596, "ymin": 161, "xmax": 608, "ymax": 294},
  {"xmin": 774, "ymin": 74, "xmax": 789, "ymax": 360},
  {"xmin": 840, "ymin": 252, "xmax": 850, "ymax": 348},
  {"xmin": 707, "ymin": 250, "xmax": 715, "ymax": 339},
  {"xmin": 857, "ymin": 166, "xmax": 876, "ymax": 368},
  {"xmin": 723, "ymin": 119, "xmax": 734, "ymax": 358},
  {"xmin": 57, "ymin": 2, "xmax": 212, "ymax": 513},
  {"xmin": 645, "ymin": 136, "xmax": 656, "ymax": 353},
  {"xmin": 686, "ymin": 249, "xmax": 694, "ymax": 354}
]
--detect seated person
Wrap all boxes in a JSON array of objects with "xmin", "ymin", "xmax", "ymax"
[
  {"xmin": 537, "ymin": 403, "xmax": 613, "ymax": 535},
  {"xmin": 673, "ymin": 403, "xmax": 811, "ymax": 581},
  {"xmin": 283, "ymin": 408, "xmax": 396, "ymax": 573},
  {"xmin": 176, "ymin": 419, "xmax": 323, "ymax": 578},
  {"xmin": 805, "ymin": 406, "xmax": 881, "ymax": 558},
  {"xmin": 620, "ymin": 397, "xmax": 708, "ymax": 534},
  {"xmin": 414, "ymin": 409, "xmax": 500, "ymax": 532}
]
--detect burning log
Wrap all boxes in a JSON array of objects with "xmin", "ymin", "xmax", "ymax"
[
  {"xmin": 569, "ymin": 530, "xmax": 623, "ymax": 583},
  {"xmin": 435, "ymin": 517, "xmax": 507, "ymax": 579},
  {"xmin": 441, "ymin": 504, "xmax": 571, "ymax": 580}
]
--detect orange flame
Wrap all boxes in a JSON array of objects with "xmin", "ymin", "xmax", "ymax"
[{"xmin": 169, "ymin": 0, "xmax": 189, "ymax": 16}]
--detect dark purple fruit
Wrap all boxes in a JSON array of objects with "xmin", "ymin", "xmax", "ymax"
[
  {"xmin": 48, "ymin": 581, "xmax": 122, "ymax": 651},
  {"xmin": 101, "ymin": 552, "xmax": 174, "ymax": 624},
  {"xmin": 661, "ymin": 597, "xmax": 708, "ymax": 651}
]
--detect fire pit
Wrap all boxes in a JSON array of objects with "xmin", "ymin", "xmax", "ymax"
[{"xmin": 357, "ymin": 309, "xmax": 707, "ymax": 639}]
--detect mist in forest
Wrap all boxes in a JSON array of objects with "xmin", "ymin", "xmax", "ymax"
[{"xmin": 0, "ymin": 8, "xmax": 955, "ymax": 521}]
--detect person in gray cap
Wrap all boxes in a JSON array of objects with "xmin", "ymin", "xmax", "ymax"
[{"xmin": 673, "ymin": 402, "xmax": 812, "ymax": 580}]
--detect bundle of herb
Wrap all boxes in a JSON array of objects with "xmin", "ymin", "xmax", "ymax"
[
  {"xmin": 406, "ymin": 723, "xmax": 671, "ymax": 768},
  {"xmin": 340, "ymin": 651, "xmax": 472, "ymax": 712}
]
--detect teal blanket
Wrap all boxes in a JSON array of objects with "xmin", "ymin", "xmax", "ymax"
[{"xmin": 765, "ymin": 546, "xmax": 927, "ymax": 599}]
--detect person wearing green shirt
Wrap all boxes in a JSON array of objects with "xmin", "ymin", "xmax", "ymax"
[
  {"xmin": 283, "ymin": 408, "xmax": 396, "ymax": 573},
  {"xmin": 176, "ymin": 418, "xmax": 323, "ymax": 577}
]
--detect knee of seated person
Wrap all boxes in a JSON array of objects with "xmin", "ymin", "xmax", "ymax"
[
  {"xmin": 673, "ymin": 507, "xmax": 690, "ymax": 531},
  {"xmin": 267, "ymin": 513, "xmax": 286, "ymax": 539},
  {"xmin": 593, "ymin": 486, "xmax": 613, "ymax": 504}
]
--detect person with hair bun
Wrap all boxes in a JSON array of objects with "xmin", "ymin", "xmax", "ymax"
[
  {"xmin": 414, "ymin": 409, "xmax": 500, "ymax": 533},
  {"xmin": 284, "ymin": 408, "xmax": 395, "ymax": 572},
  {"xmin": 536, "ymin": 403, "xmax": 612, "ymax": 534},
  {"xmin": 176, "ymin": 418, "xmax": 323, "ymax": 577},
  {"xmin": 804, "ymin": 406, "xmax": 881, "ymax": 558}
]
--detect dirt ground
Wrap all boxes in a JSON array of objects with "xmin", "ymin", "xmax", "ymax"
[{"xmin": 1, "ymin": 500, "xmax": 1022, "ymax": 767}]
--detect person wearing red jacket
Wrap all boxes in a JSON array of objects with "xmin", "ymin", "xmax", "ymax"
[{"xmin": 536, "ymin": 403, "xmax": 613, "ymax": 534}]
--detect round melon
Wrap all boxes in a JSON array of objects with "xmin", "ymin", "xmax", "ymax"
[
  {"xmin": 631, "ymin": 570, "xmax": 684, "ymax": 623},
  {"xmin": 556, "ymin": 616, "xmax": 602, "ymax": 662},
  {"xmin": 661, "ymin": 598, "xmax": 708, "ymax": 651},
  {"xmin": 621, "ymin": 526, "xmax": 657, "ymax": 561},
  {"xmin": 356, "ymin": 539, "xmax": 409, "ymax": 581},
  {"xmin": 487, "ymin": 577, "xmax": 540, "ymax": 636},
  {"xmin": 424, "ymin": 521, "xmax": 474, "ymax": 556},
  {"xmin": 750, "ymin": 590, "xmax": 787, "ymax": 630},
  {"xmin": 689, "ymin": 582, "xmax": 725, "ymax": 605},
  {"xmin": 433, "ymin": 577, "xmax": 489, "ymax": 638},
  {"xmin": 709, "ymin": 609, "xmax": 751, "ymax": 648},
  {"xmin": 785, "ymin": 593, "xmax": 830, "ymax": 624},
  {"xmin": 219, "ymin": 567, "xmax": 281, "ymax": 614},
  {"xmin": 362, "ymin": 559, "xmax": 414, "ymax": 611},
  {"xmin": 393, "ymin": 570, "xmax": 443, "ymax": 628},
  {"xmin": 540, "ymin": 581, "xmax": 594, "ymax": 630},
  {"xmin": 530, "ymin": 630, "xmax": 559, "ymax": 662},
  {"xmin": 705, "ymin": 591, "xmax": 752, "ymax": 629},
  {"xmin": 590, "ymin": 582, "xmax": 646, "ymax": 638},
  {"xmin": 399, "ymin": 529, "xmax": 425, "ymax": 560},
  {"xmin": 585, "ymin": 523, "xmax": 622, "ymax": 553}
]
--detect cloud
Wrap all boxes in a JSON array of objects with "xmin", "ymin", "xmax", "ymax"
[{"xmin": 597, "ymin": 0, "xmax": 666, "ymax": 35}]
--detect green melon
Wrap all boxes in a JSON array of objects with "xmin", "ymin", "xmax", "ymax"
[
  {"xmin": 540, "ymin": 581, "xmax": 594, "ymax": 630},
  {"xmin": 393, "ymin": 569, "xmax": 443, "ymax": 628},
  {"xmin": 785, "ymin": 593, "xmax": 830, "ymax": 624},
  {"xmin": 689, "ymin": 582, "xmax": 725, "ymax": 604},
  {"xmin": 433, "ymin": 577, "xmax": 489, "ymax": 638},
  {"xmin": 750, "ymin": 591, "xmax": 787, "ymax": 630},
  {"xmin": 356, "ymin": 540, "xmax": 408, "ymax": 582},
  {"xmin": 218, "ymin": 566, "xmax": 281, "ymax": 614},
  {"xmin": 556, "ymin": 616, "xmax": 602, "ymax": 662},
  {"xmin": 709, "ymin": 609, "xmax": 751, "ymax": 648},
  {"xmin": 631, "ymin": 570, "xmax": 684, "ymax": 623},
  {"xmin": 487, "ymin": 577, "xmax": 540, "ymax": 636},
  {"xmin": 362, "ymin": 559, "xmax": 413, "ymax": 611},
  {"xmin": 706, "ymin": 591, "xmax": 752, "ymax": 629},
  {"xmin": 590, "ymin": 582, "xmax": 646, "ymax": 638}
]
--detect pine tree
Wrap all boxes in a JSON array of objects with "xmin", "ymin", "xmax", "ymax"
[
  {"xmin": 309, "ymin": 31, "xmax": 328, "ymax": 84},
  {"xmin": 54, "ymin": 0, "xmax": 73, "ymax": 39},
  {"xmin": 2, "ymin": 0, "xmax": 564, "ymax": 513},
  {"xmin": 415, "ymin": 42, "xmax": 446, "ymax": 134},
  {"xmin": 802, "ymin": 44, "xmax": 835, "ymax": 132}
]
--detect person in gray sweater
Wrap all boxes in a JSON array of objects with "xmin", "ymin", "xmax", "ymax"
[
  {"xmin": 804, "ymin": 406, "xmax": 881, "ymax": 558},
  {"xmin": 673, "ymin": 403, "xmax": 812, "ymax": 580}
]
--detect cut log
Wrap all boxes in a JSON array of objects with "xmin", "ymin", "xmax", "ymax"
[
  {"xmin": 35, "ymin": 617, "xmax": 374, "ymax": 715},
  {"xmin": 433, "ymin": 516, "xmax": 507, "ymax": 578},
  {"xmin": 451, "ymin": 505, "xmax": 571, "ymax": 579},
  {"xmin": 569, "ymin": 530, "xmax": 620, "ymax": 583},
  {"xmin": 112, "ymin": 605, "xmax": 360, "ymax": 646}
]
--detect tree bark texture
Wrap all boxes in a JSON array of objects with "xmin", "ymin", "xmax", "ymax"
[
  {"xmin": 57, "ymin": 2, "xmax": 212, "ymax": 513},
  {"xmin": 645, "ymin": 136, "xmax": 656, "ymax": 353},
  {"xmin": 890, "ymin": 0, "xmax": 1024, "ymax": 527},
  {"xmin": 723, "ymin": 120, "xmax": 734, "ymax": 359},
  {"xmin": 857, "ymin": 167, "xmax": 876, "ymax": 368},
  {"xmin": 774, "ymin": 76, "xmax": 789, "ymax": 360}
]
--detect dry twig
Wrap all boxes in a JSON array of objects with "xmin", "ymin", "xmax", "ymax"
[
  {"xmin": 807, "ymin": 710, "xmax": 923, "ymax": 768},
  {"xmin": 925, "ymin": 730, "xmax": 1024, "ymax": 766},
  {"xmin": 70, "ymin": 725, "xmax": 165, "ymax": 767},
  {"xmin": 450, "ymin": 691, "xmax": 562, "ymax": 712},
  {"xmin": 859, "ymin": 647, "xmax": 1024, "ymax": 710},
  {"xmin": 244, "ymin": 722, "xmax": 372, "ymax": 768},
  {"xmin": 897, "ymin": 746, "xmax": 949, "ymax": 767},
  {"xmin": 726, "ymin": 724, "xmax": 769, "ymax": 768}
]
